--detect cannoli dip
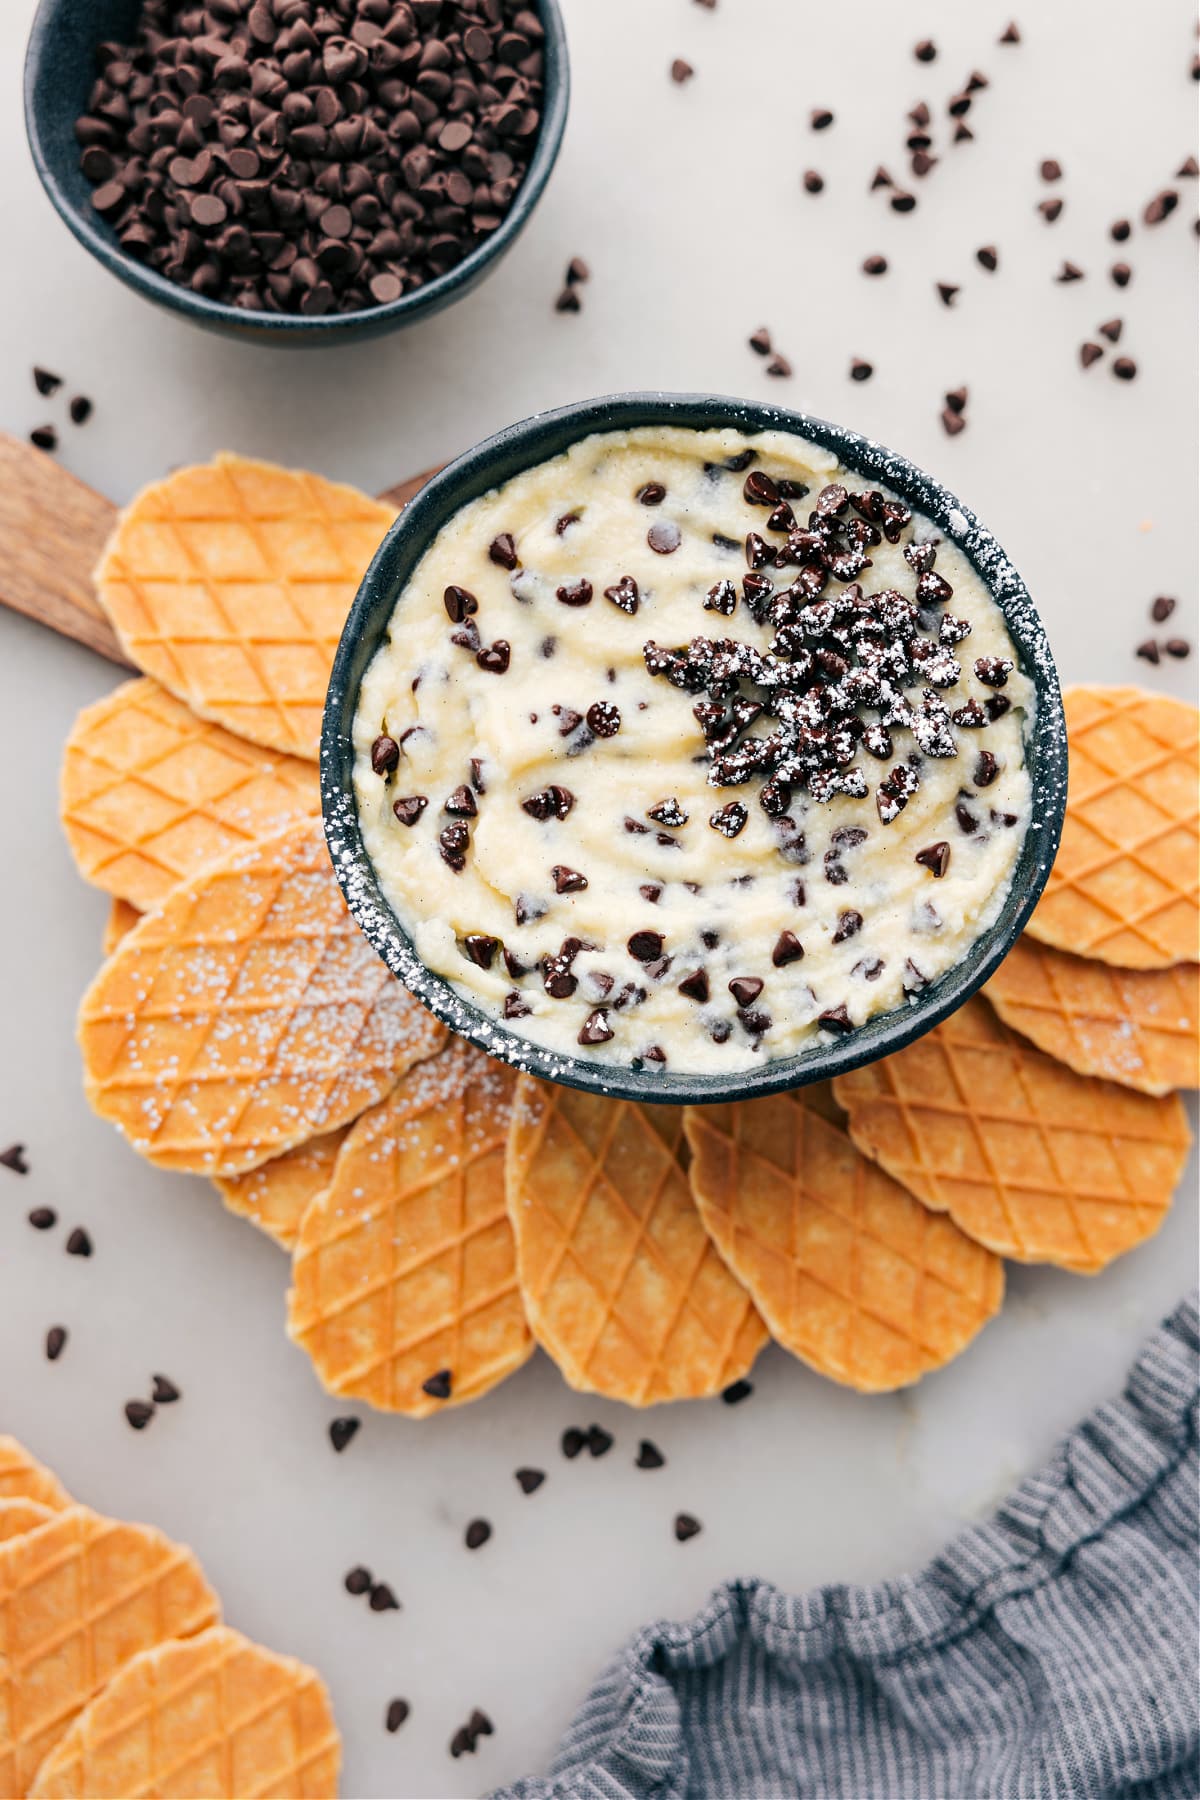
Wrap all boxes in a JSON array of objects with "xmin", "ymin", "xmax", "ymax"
[{"xmin": 353, "ymin": 426, "xmax": 1033, "ymax": 1073}]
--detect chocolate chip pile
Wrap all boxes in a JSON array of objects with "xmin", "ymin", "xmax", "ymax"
[
  {"xmin": 642, "ymin": 471, "xmax": 1013, "ymax": 826},
  {"xmin": 74, "ymin": 0, "xmax": 546, "ymax": 316}
]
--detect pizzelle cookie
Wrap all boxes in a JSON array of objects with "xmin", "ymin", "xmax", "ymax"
[
  {"xmin": 102, "ymin": 898, "xmax": 142, "ymax": 956},
  {"xmin": 78, "ymin": 820, "xmax": 445, "ymax": 1175},
  {"xmin": 94, "ymin": 453, "xmax": 396, "ymax": 760},
  {"xmin": 0, "ymin": 1504, "xmax": 219, "ymax": 1796},
  {"xmin": 288, "ymin": 1042, "xmax": 532, "ymax": 1416},
  {"xmin": 0, "ymin": 1498, "xmax": 55, "ymax": 1542},
  {"xmin": 27, "ymin": 1625, "xmax": 340, "ymax": 1800},
  {"xmin": 834, "ymin": 996, "xmax": 1192, "ymax": 1271},
  {"xmin": 684, "ymin": 1093, "xmax": 1004, "ymax": 1392},
  {"xmin": 0, "ymin": 1435, "xmax": 72, "ymax": 1509},
  {"xmin": 1027, "ymin": 686, "xmax": 1199, "ymax": 968},
  {"xmin": 986, "ymin": 936, "xmax": 1199, "ymax": 1096},
  {"xmin": 214, "ymin": 1126, "xmax": 349, "ymax": 1250},
  {"xmin": 506, "ymin": 1078, "xmax": 767, "ymax": 1404},
  {"xmin": 62, "ymin": 677, "xmax": 318, "ymax": 911}
]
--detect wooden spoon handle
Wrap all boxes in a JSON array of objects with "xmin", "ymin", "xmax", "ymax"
[{"xmin": 0, "ymin": 432, "xmax": 442, "ymax": 670}]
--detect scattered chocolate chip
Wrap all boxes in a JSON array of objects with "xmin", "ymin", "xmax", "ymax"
[
  {"xmin": 1144, "ymin": 190, "xmax": 1179, "ymax": 226},
  {"xmin": 832, "ymin": 911, "xmax": 863, "ymax": 944},
  {"xmin": 709, "ymin": 801, "xmax": 747, "ymax": 838},
  {"xmin": 392, "ymin": 795, "xmax": 429, "ymax": 829},
  {"xmin": 890, "ymin": 190, "xmax": 916, "ymax": 213},
  {"xmin": 974, "ymin": 750, "xmax": 1000, "ymax": 787},
  {"xmin": 515, "ymin": 1467, "xmax": 545, "ymax": 1494},
  {"xmin": 604, "ymin": 576, "xmax": 639, "ymax": 614},
  {"xmin": 635, "ymin": 1440, "xmax": 665, "ymax": 1469},
  {"xmin": 566, "ymin": 256, "xmax": 591, "ymax": 284},
  {"xmin": 722, "ymin": 1379, "xmax": 754, "ymax": 1404},
  {"xmin": 444, "ymin": 585, "xmax": 478, "ymax": 624},
  {"xmin": 1055, "ymin": 261, "xmax": 1084, "ymax": 282},
  {"xmin": 748, "ymin": 326, "xmax": 772, "ymax": 356},
  {"xmin": 1037, "ymin": 198, "xmax": 1063, "ymax": 222},
  {"xmin": 1041, "ymin": 158, "xmax": 1063, "ymax": 182},
  {"xmin": 671, "ymin": 58, "xmax": 694, "ymax": 83},
  {"xmin": 1098, "ymin": 318, "xmax": 1123, "ymax": 342},
  {"xmin": 637, "ymin": 481, "xmax": 667, "ymax": 506},
  {"xmin": 647, "ymin": 519, "xmax": 682, "ymax": 555},
  {"xmin": 678, "ymin": 969, "xmax": 710, "ymax": 1004},
  {"xmin": 817, "ymin": 1005, "xmax": 854, "ymax": 1033},
  {"xmin": 33, "ymin": 366, "xmax": 61, "ymax": 395},
  {"xmin": 125, "ymin": 1400, "xmax": 154, "ymax": 1431},
  {"xmin": 344, "ymin": 1566, "xmax": 372, "ymax": 1596},
  {"xmin": 1151, "ymin": 596, "xmax": 1177, "ymax": 623},
  {"xmin": 766, "ymin": 354, "xmax": 792, "ymax": 378},
  {"xmin": 628, "ymin": 930, "xmax": 665, "ymax": 964},
  {"xmin": 850, "ymin": 358, "xmax": 873, "ymax": 382},
  {"xmin": 674, "ymin": 1513, "xmax": 703, "ymax": 1542},
  {"xmin": 586, "ymin": 701, "xmax": 621, "ymax": 737},
  {"xmin": 422, "ymin": 1369, "xmax": 452, "ymax": 1401},
  {"xmin": 69, "ymin": 396, "xmax": 93, "ymax": 426},
  {"xmin": 941, "ymin": 407, "xmax": 966, "ymax": 437},
  {"xmin": 561, "ymin": 1426, "xmax": 586, "ymax": 1459},
  {"xmin": 369, "ymin": 1582, "xmax": 401, "ymax": 1612},
  {"xmin": 1165, "ymin": 639, "xmax": 1191, "ymax": 659},
  {"xmin": 30, "ymin": 426, "xmax": 57, "ymax": 452},
  {"xmin": 552, "ymin": 865, "xmax": 587, "ymax": 895},
  {"xmin": 1136, "ymin": 639, "xmax": 1160, "ymax": 665},
  {"xmin": 444, "ymin": 784, "xmax": 477, "ymax": 818},
  {"xmin": 65, "ymin": 1227, "xmax": 92, "ymax": 1257},
  {"xmin": 936, "ymin": 282, "xmax": 959, "ymax": 308},
  {"xmin": 772, "ymin": 930, "xmax": 804, "ymax": 967},
  {"xmin": 1080, "ymin": 341, "xmax": 1104, "ymax": 368},
  {"xmin": 45, "ymin": 1325, "xmax": 68, "ymax": 1362},
  {"xmin": 914, "ymin": 39, "xmax": 937, "ymax": 61},
  {"xmin": 371, "ymin": 735, "xmax": 400, "ymax": 777},
  {"xmin": 587, "ymin": 1424, "xmax": 614, "ymax": 1458},
  {"xmin": 803, "ymin": 169, "xmax": 825, "ymax": 193},
  {"xmin": 489, "ymin": 533, "xmax": 519, "ymax": 571},
  {"xmin": 944, "ymin": 386, "xmax": 968, "ymax": 415},
  {"xmin": 915, "ymin": 841, "xmax": 951, "ymax": 877},
  {"xmin": 464, "ymin": 1518, "xmax": 492, "ymax": 1550},
  {"xmin": 976, "ymin": 245, "xmax": 999, "ymax": 271},
  {"xmin": 577, "ymin": 1008, "xmax": 613, "ymax": 1046},
  {"xmin": 0, "ymin": 1144, "xmax": 29, "ymax": 1174},
  {"xmin": 811, "ymin": 107, "xmax": 834, "ymax": 130},
  {"xmin": 463, "ymin": 934, "xmax": 500, "ymax": 971},
  {"xmin": 386, "ymin": 1699, "xmax": 411, "ymax": 1734},
  {"xmin": 1112, "ymin": 356, "xmax": 1137, "ymax": 380},
  {"xmin": 554, "ymin": 287, "xmax": 581, "ymax": 313},
  {"xmin": 556, "ymin": 578, "xmax": 593, "ymax": 607},
  {"xmin": 329, "ymin": 1417, "xmax": 359, "ymax": 1454},
  {"xmin": 1111, "ymin": 218, "xmax": 1132, "ymax": 241},
  {"xmin": 28, "ymin": 1206, "xmax": 56, "ymax": 1231},
  {"xmin": 862, "ymin": 254, "xmax": 888, "ymax": 275},
  {"xmin": 1000, "ymin": 20, "xmax": 1021, "ymax": 42},
  {"xmin": 1111, "ymin": 262, "xmax": 1132, "ymax": 287},
  {"xmin": 1177, "ymin": 156, "xmax": 1199, "ymax": 179},
  {"xmin": 728, "ymin": 976, "xmax": 763, "ymax": 1008},
  {"xmin": 151, "ymin": 1374, "xmax": 180, "ymax": 1404}
]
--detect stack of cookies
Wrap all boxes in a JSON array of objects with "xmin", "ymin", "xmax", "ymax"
[
  {"xmin": 0, "ymin": 1435, "xmax": 339, "ymax": 1798},
  {"xmin": 63, "ymin": 457, "xmax": 1198, "ymax": 1415}
]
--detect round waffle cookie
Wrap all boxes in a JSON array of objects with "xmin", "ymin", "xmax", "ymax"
[
  {"xmin": 93, "ymin": 454, "xmax": 396, "ymax": 760},
  {"xmin": 102, "ymin": 898, "xmax": 142, "ymax": 956},
  {"xmin": 0, "ymin": 1499, "xmax": 55, "ymax": 1542},
  {"xmin": 986, "ymin": 936, "xmax": 1199, "ymax": 1096},
  {"xmin": 28, "ymin": 1625, "xmax": 340, "ymax": 1800},
  {"xmin": 288, "ymin": 1042, "xmax": 532, "ymax": 1416},
  {"xmin": 684, "ymin": 1092, "xmax": 1004, "ymax": 1392},
  {"xmin": 0, "ymin": 1505, "xmax": 219, "ymax": 1797},
  {"xmin": 506, "ymin": 1078, "xmax": 767, "ymax": 1405},
  {"xmin": 0, "ymin": 1435, "xmax": 71, "ymax": 1509},
  {"xmin": 77, "ymin": 820, "xmax": 445, "ymax": 1176},
  {"xmin": 214, "ymin": 1126, "xmax": 349, "ymax": 1251},
  {"xmin": 1027, "ymin": 686, "xmax": 1199, "ymax": 969},
  {"xmin": 834, "ymin": 996, "xmax": 1192, "ymax": 1272},
  {"xmin": 62, "ymin": 677, "xmax": 319, "ymax": 911}
]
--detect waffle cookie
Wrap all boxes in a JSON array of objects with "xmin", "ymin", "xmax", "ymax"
[
  {"xmin": 62, "ymin": 677, "xmax": 319, "ymax": 911},
  {"xmin": 834, "ymin": 996, "xmax": 1192, "ymax": 1271},
  {"xmin": 986, "ymin": 936, "xmax": 1200, "ymax": 1096},
  {"xmin": 0, "ymin": 1499, "xmax": 55, "ymax": 1542},
  {"xmin": 94, "ymin": 454, "xmax": 396, "ymax": 760},
  {"xmin": 1027, "ymin": 686, "xmax": 1199, "ymax": 969},
  {"xmin": 684, "ymin": 1093, "xmax": 1004, "ymax": 1391},
  {"xmin": 288, "ymin": 1043, "xmax": 532, "ymax": 1416},
  {"xmin": 0, "ymin": 1436, "xmax": 71, "ymax": 1509},
  {"xmin": 27, "ymin": 1625, "xmax": 340, "ymax": 1800},
  {"xmin": 506, "ymin": 1079, "xmax": 767, "ymax": 1405},
  {"xmin": 102, "ymin": 899, "xmax": 142, "ymax": 956},
  {"xmin": 0, "ymin": 1505, "xmax": 219, "ymax": 1796},
  {"xmin": 214, "ymin": 1127, "xmax": 349, "ymax": 1250},
  {"xmin": 78, "ymin": 820, "xmax": 445, "ymax": 1176}
]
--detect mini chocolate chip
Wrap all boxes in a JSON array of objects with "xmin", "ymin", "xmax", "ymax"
[
  {"xmin": 974, "ymin": 750, "xmax": 1000, "ymax": 786},
  {"xmin": 723, "ymin": 1379, "xmax": 754, "ymax": 1404},
  {"xmin": 386, "ymin": 1700, "xmax": 411, "ymax": 1734},
  {"xmin": 371, "ymin": 734, "xmax": 400, "ymax": 776},
  {"xmin": 125, "ymin": 1400, "xmax": 154, "ymax": 1430},
  {"xmin": 914, "ymin": 38, "xmax": 936, "ymax": 60},
  {"xmin": 709, "ymin": 801, "xmax": 748, "ymax": 838},
  {"xmin": 489, "ymin": 533, "xmax": 519, "ymax": 569},
  {"xmin": 803, "ymin": 169, "xmax": 825, "ymax": 193},
  {"xmin": 0, "ymin": 1145, "xmax": 29, "ymax": 1174},
  {"xmin": 915, "ymin": 842, "xmax": 951, "ymax": 877},
  {"xmin": 1136, "ymin": 640, "xmax": 1161, "ymax": 664},
  {"xmin": 1080, "ymin": 342, "xmax": 1104, "ymax": 368},
  {"xmin": 728, "ymin": 976, "xmax": 763, "ymax": 1007},
  {"xmin": 552, "ymin": 865, "xmax": 587, "ymax": 894},
  {"xmin": 329, "ymin": 1418, "xmax": 359, "ymax": 1454},
  {"xmin": 444, "ymin": 584, "xmax": 478, "ymax": 622},
  {"xmin": 345, "ymin": 1566, "xmax": 372, "ymax": 1595},
  {"xmin": 628, "ymin": 930, "xmax": 665, "ymax": 963},
  {"xmin": 671, "ymin": 57, "xmax": 694, "ymax": 83},
  {"xmin": 1111, "ymin": 218, "xmax": 1132, "ymax": 240},
  {"xmin": 33, "ymin": 366, "xmax": 61, "ymax": 396},
  {"xmin": 647, "ymin": 521, "xmax": 682, "ymax": 554},
  {"xmin": 555, "ymin": 287, "xmax": 581, "ymax": 313},
  {"xmin": 477, "ymin": 640, "xmax": 511, "ymax": 673},
  {"xmin": 557, "ymin": 579, "xmax": 593, "ymax": 606},
  {"xmin": 766, "ymin": 355, "xmax": 792, "ymax": 377},
  {"xmin": 30, "ymin": 426, "xmax": 57, "ymax": 452},
  {"xmin": 811, "ymin": 107, "xmax": 834, "ymax": 129},
  {"xmin": 678, "ymin": 969, "xmax": 710, "ymax": 1003},
  {"xmin": 464, "ymin": 1518, "xmax": 492, "ymax": 1550},
  {"xmin": 1111, "ymin": 262, "xmax": 1132, "ymax": 287},
  {"xmin": 1152, "ymin": 596, "xmax": 1177, "ymax": 622},
  {"xmin": 832, "ymin": 911, "xmax": 863, "ymax": 943},
  {"xmin": 586, "ymin": 701, "xmax": 620, "ymax": 737},
  {"xmin": 561, "ymin": 1427, "xmax": 586, "ymax": 1458},
  {"xmin": 648, "ymin": 798, "xmax": 688, "ymax": 827},
  {"xmin": 369, "ymin": 1583, "xmax": 400, "ymax": 1612},
  {"xmin": 515, "ymin": 1468, "xmax": 545, "ymax": 1494},
  {"xmin": 636, "ymin": 1439, "xmax": 665, "ymax": 1469},
  {"xmin": 674, "ymin": 1513, "xmax": 703, "ymax": 1541},
  {"xmin": 1098, "ymin": 318, "xmax": 1123, "ymax": 342},
  {"xmin": 604, "ymin": 576, "xmax": 639, "ymax": 614},
  {"xmin": 28, "ymin": 1206, "xmax": 56, "ymax": 1229},
  {"xmin": 45, "ymin": 1325, "xmax": 68, "ymax": 1362},
  {"xmin": 555, "ymin": 511, "xmax": 581, "ymax": 535},
  {"xmin": 577, "ymin": 1008, "xmax": 614, "ymax": 1045},
  {"xmin": 444, "ymin": 784, "xmax": 477, "ymax": 817},
  {"xmin": 771, "ymin": 930, "xmax": 804, "ymax": 967},
  {"xmin": 1038, "ymin": 198, "xmax": 1064, "ymax": 222},
  {"xmin": 393, "ymin": 795, "xmax": 428, "ymax": 827},
  {"xmin": 817, "ymin": 1005, "xmax": 854, "ymax": 1033},
  {"xmin": 977, "ymin": 245, "xmax": 999, "ymax": 271},
  {"xmin": 850, "ymin": 358, "xmax": 873, "ymax": 381},
  {"xmin": 503, "ymin": 992, "xmax": 532, "ymax": 1019},
  {"xmin": 640, "ymin": 884, "xmax": 663, "ymax": 904},
  {"xmin": 587, "ymin": 1424, "xmax": 614, "ymax": 1457},
  {"xmin": 638, "ymin": 481, "xmax": 667, "ymax": 505},
  {"xmin": 863, "ymin": 254, "xmax": 888, "ymax": 275},
  {"xmin": 151, "ymin": 1374, "xmax": 180, "ymax": 1404},
  {"xmin": 1165, "ymin": 639, "xmax": 1191, "ymax": 659},
  {"xmin": 942, "ymin": 408, "xmax": 966, "ymax": 436},
  {"xmin": 739, "ymin": 1008, "xmax": 772, "ymax": 1035},
  {"xmin": 1112, "ymin": 356, "xmax": 1137, "ymax": 380},
  {"xmin": 937, "ymin": 282, "xmax": 959, "ymax": 307},
  {"xmin": 422, "ymin": 1369, "xmax": 452, "ymax": 1400},
  {"xmin": 66, "ymin": 1227, "xmax": 92, "ymax": 1257},
  {"xmin": 463, "ymin": 934, "xmax": 500, "ymax": 970}
]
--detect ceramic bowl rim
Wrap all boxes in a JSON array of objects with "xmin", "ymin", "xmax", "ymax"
[
  {"xmin": 322, "ymin": 390, "xmax": 1067, "ymax": 1105},
  {"xmin": 23, "ymin": 0, "xmax": 569, "ymax": 341}
]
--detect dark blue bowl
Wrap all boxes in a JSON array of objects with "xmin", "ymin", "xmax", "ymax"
[
  {"xmin": 24, "ymin": 0, "xmax": 569, "ymax": 345},
  {"xmin": 322, "ymin": 392, "xmax": 1067, "ymax": 1106}
]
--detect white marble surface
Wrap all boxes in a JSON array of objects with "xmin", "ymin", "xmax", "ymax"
[{"xmin": 1, "ymin": 2, "xmax": 1197, "ymax": 1795}]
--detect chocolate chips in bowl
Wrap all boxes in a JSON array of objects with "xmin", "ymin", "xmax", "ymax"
[{"xmin": 24, "ymin": 0, "xmax": 569, "ymax": 341}]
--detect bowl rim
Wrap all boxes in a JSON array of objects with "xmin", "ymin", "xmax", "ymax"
[
  {"xmin": 322, "ymin": 390, "xmax": 1068, "ymax": 1106},
  {"xmin": 23, "ymin": 0, "xmax": 569, "ymax": 338}
]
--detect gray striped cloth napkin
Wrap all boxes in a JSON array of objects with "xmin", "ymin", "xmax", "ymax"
[{"xmin": 494, "ymin": 1293, "xmax": 1199, "ymax": 1800}]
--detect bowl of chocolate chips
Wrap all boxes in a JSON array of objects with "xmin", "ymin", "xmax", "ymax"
[
  {"xmin": 24, "ymin": 0, "xmax": 568, "ymax": 342},
  {"xmin": 323, "ymin": 391, "xmax": 1068, "ymax": 1105}
]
